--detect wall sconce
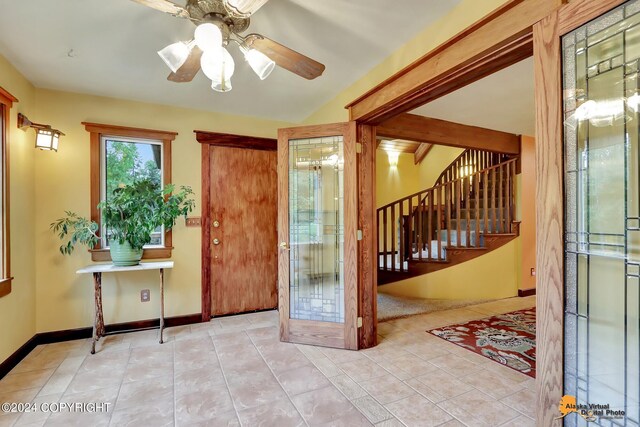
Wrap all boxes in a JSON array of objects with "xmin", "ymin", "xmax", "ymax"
[
  {"xmin": 386, "ymin": 150, "xmax": 400, "ymax": 168},
  {"xmin": 17, "ymin": 113, "xmax": 64, "ymax": 151}
]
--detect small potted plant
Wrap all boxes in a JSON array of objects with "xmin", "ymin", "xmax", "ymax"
[{"xmin": 51, "ymin": 179, "xmax": 195, "ymax": 266}]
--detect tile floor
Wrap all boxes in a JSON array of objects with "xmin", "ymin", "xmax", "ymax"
[{"xmin": 0, "ymin": 296, "xmax": 536, "ymax": 426}]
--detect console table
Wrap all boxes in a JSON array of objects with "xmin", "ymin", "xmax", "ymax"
[{"xmin": 76, "ymin": 261, "xmax": 173, "ymax": 354}]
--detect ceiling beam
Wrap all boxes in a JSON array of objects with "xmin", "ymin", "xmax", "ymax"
[
  {"xmin": 377, "ymin": 113, "xmax": 520, "ymax": 155},
  {"xmin": 414, "ymin": 143, "xmax": 433, "ymax": 164}
]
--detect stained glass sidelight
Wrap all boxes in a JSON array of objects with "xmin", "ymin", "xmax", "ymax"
[{"xmin": 563, "ymin": 1, "xmax": 640, "ymax": 426}]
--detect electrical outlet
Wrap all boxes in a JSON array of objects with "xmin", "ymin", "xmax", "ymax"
[
  {"xmin": 141, "ymin": 289, "xmax": 150, "ymax": 302},
  {"xmin": 530, "ymin": 268, "xmax": 536, "ymax": 276}
]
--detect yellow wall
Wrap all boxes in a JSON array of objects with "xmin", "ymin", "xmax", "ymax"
[
  {"xmin": 520, "ymin": 136, "xmax": 537, "ymax": 290},
  {"xmin": 32, "ymin": 89, "xmax": 291, "ymax": 332},
  {"xmin": 380, "ymin": 238, "xmax": 520, "ymax": 300},
  {"xmin": 0, "ymin": 55, "xmax": 37, "ymax": 362},
  {"xmin": 303, "ymin": 0, "xmax": 511, "ymax": 125}
]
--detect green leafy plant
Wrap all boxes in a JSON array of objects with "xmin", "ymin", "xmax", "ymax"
[
  {"xmin": 50, "ymin": 212, "xmax": 100, "ymax": 255},
  {"xmin": 51, "ymin": 179, "xmax": 195, "ymax": 254}
]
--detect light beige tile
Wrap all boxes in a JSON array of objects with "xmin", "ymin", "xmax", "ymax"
[
  {"xmin": 428, "ymin": 354, "xmax": 483, "ymax": 378},
  {"xmin": 0, "ymin": 369, "xmax": 55, "ymax": 393},
  {"xmin": 175, "ymin": 384, "xmax": 235, "ymax": 424},
  {"xmin": 226, "ymin": 371, "xmax": 288, "ymax": 411},
  {"xmin": 374, "ymin": 419, "xmax": 404, "ymax": 427},
  {"xmin": 276, "ymin": 365, "xmax": 331, "ymax": 396},
  {"xmin": 352, "ymin": 395, "xmax": 394, "ymax": 424},
  {"xmin": 237, "ymin": 399, "xmax": 304, "ymax": 427},
  {"xmin": 14, "ymin": 392, "xmax": 61, "ymax": 426},
  {"xmin": 181, "ymin": 410, "xmax": 240, "ymax": 427},
  {"xmin": 339, "ymin": 359, "xmax": 387, "ymax": 383},
  {"xmin": 359, "ymin": 374, "xmax": 415, "ymax": 405},
  {"xmin": 500, "ymin": 415, "xmax": 536, "ymax": 427},
  {"xmin": 438, "ymin": 389, "xmax": 521, "ymax": 427},
  {"xmin": 386, "ymin": 394, "xmax": 453, "ymax": 427},
  {"xmin": 329, "ymin": 375, "xmax": 368, "ymax": 400},
  {"xmin": 115, "ymin": 376, "xmax": 173, "ymax": 410},
  {"xmin": 461, "ymin": 368, "xmax": 527, "ymax": 400},
  {"xmin": 409, "ymin": 369, "xmax": 473, "ymax": 402},
  {"xmin": 109, "ymin": 396, "xmax": 174, "ymax": 426},
  {"xmin": 174, "ymin": 366, "xmax": 225, "ymax": 395},
  {"xmin": 291, "ymin": 386, "xmax": 369, "ymax": 426},
  {"xmin": 499, "ymin": 388, "xmax": 536, "ymax": 419},
  {"xmin": 310, "ymin": 357, "xmax": 343, "ymax": 378}
]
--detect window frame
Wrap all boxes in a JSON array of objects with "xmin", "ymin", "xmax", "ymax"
[
  {"xmin": 0, "ymin": 87, "xmax": 17, "ymax": 298},
  {"xmin": 83, "ymin": 122, "xmax": 177, "ymax": 262}
]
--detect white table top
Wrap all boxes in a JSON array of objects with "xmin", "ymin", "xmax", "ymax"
[{"xmin": 76, "ymin": 261, "xmax": 174, "ymax": 274}]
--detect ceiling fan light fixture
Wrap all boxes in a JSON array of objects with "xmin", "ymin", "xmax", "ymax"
[
  {"xmin": 222, "ymin": 0, "xmax": 269, "ymax": 18},
  {"xmin": 157, "ymin": 41, "xmax": 192, "ymax": 73},
  {"xmin": 194, "ymin": 23, "xmax": 223, "ymax": 52},
  {"xmin": 240, "ymin": 44, "xmax": 275, "ymax": 80},
  {"xmin": 201, "ymin": 47, "xmax": 235, "ymax": 92}
]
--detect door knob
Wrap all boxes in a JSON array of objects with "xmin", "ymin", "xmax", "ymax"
[
  {"xmin": 280, "ymin": 242, "xmax": 290, "ymax": 251},
  {"xmin": 213, "ymin": 238, "xmax": 221, "ymax": 245}
]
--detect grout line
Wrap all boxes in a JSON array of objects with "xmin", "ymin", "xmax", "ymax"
[
  {"xmin": 211, "ymin": 331, "xmax": 249, "ymax": 427},
  {"xmin": 246, "ymin": 331, "xmax": 310, "ymax": 427}
]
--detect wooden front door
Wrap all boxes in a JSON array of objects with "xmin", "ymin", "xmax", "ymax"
[
  {"xmin": 277, "ymin": 122, "xmax": 358, "ymax": 350},
  {"xmin": 208, "ymin": 144, "xmax": 278, "ymax": 316}
]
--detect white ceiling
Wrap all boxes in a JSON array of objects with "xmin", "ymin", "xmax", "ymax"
[
  {"xmin": 0, "ymin": 0, "xmax": 461, "ymax": 122},
  {"xmin": 413, "ymin": 57, "xmax": 535, "ymax": 136}
]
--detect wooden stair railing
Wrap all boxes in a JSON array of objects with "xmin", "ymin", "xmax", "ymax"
[{"xmin": 377, "ymin": 156, "xmax": 518, "ymax": 274}]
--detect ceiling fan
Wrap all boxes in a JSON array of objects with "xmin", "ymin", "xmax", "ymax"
[{"xmin": 131, "ymin": 0, "xmax": 326, "ymax": 92}]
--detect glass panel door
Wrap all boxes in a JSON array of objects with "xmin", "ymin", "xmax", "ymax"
[
  {"xmin": 277, "ymin": 123, "xmax": 358, "ymax": 350},
  {"xmin": 563, "ymin": 2, "xmax": 640, "ymax": 425}
]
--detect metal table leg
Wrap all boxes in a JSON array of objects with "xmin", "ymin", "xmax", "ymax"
[
  {"xmin": 91, "ymin": 272, "xmax": 105, "ymax": 354},
  {"xmin": 159, "ymin": 268, "xmax": 165, "ymax": 344}
]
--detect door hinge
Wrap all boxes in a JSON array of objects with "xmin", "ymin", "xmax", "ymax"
[
  {"xmin": 357, "ymin": 317, "xmax": 363, "ymax": 328},
  {"xmin": 357, "ymin": 230, "xmax": 363, "ymax": 241},
  {"xmin": 355, "ymin": 143, "xmax": 362, "ymax": 154}
]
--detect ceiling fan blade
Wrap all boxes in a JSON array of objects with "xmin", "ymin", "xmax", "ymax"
[
  {"xmin": 168, "ymin": 47, "xmax": 203, "ymax": 83},
  {"xmin": 130, "ymin": 0, "xmax": 189, "ymax": 18},
  {"xmin": 245, "ymin": 34, "xmax": 325, "ymax": 80}
]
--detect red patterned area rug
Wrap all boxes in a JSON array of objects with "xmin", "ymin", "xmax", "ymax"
[{"xmin": 427, "ymin": 308, "xmax": 536, "ymax": 378}]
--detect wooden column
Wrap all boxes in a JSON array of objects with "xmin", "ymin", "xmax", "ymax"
[
  {"xmin": 357, "ymin": 123, "xmax": 377, "ymax": 349},
  {"xmin": 533, "ymin": 11, "xmax": 564, "ymax": 427}
]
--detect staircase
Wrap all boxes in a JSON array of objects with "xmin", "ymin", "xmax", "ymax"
[{"xmin": 377, "ymin": 149, "xmax": 520, "ymax": 285}]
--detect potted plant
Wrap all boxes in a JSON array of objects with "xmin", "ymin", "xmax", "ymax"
[{"xmin": 51, "ymin": 179, "xmax": 195, "ymax": 266}]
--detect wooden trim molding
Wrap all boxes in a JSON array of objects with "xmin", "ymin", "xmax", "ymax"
[
  {"xmin": 414, "ymin": 143, "xmax": 433, "ymax": 165},
  {"xmin": 0, "ymin": 87, "xmax": 16, "ymax": 296},
  {"xmin": 377, "ymin": 114, "xmax": 521, "ymax": 155},
  {"xmin": 198, "ymin": 131, "xmax": 277, "ymax": 322},
  {"xmin": 83, "ymin": 122, "xmax": 176, "ymax": 262},
  {"xmin": 534, "ymin": 10, "xmax": 564, "ymax": 427},
  {"xmin": 0, "ymin": 313, "xmax": 201, "ymax": 380},
  {"xmin": 346, "ymin": 0, "xmax": 562, "ymax": 124},
  {"xmin": 194, "ymin": 131, "xmax": 277, "ymax": 151},
  {"xmin": 357, "ymin": 124, "xmax": 377, "ymax": 349}
]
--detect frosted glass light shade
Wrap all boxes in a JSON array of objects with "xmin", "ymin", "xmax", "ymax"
[
  {"xmin": 223, "ymin": 0, "xmax": 269, "ymax": 17},
  {"xmin": 157, "ymin": 41, "xmax": 191, "ymax": 73},
  {"xmin": 201, "ymin": 48, "xmax": 235, "ymax": 92},
  {"xmin": 194, "ymin": 23, "xmax": 222, "ymax": 52},
  {"xmin": 35, "ymin": 128, "xmax": 60, "ymax": 151},
  {"xmin": 241, "ymin": 45, "xmax": 275, "ymax": 80}
]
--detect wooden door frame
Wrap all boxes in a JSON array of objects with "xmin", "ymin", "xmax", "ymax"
[
  {"xmin": 346, "ymin": 0, "xmax": 628, "ymax": 424},
  {"xmin": 277, "ymin": 122, "xmax": 359, "ymax": 350},
  {"xmin": 196, "ymin": 131, "xmax": 277, "ymax": 321}
]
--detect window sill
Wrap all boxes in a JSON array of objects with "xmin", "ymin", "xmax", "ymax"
[
  {"xmin": 0, "ymin": 277, "xmax": 13, "ymax": 298},
  {"xmin": 90, "ymin": 247, "xmax": 173, "ymax": 262}
]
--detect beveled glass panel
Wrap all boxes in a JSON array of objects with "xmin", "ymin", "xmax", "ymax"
[
  {"xmin": 289, "ymin": 136, "xmax": 345, "ymax": 323},
  {"xmin": 563, "ymin": 2, "xmax": 640, "ymax": 424}
]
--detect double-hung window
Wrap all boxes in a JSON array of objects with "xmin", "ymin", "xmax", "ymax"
[{"xmin": 84, "ymin": 123, "xmax": 177, "ymax": 261}]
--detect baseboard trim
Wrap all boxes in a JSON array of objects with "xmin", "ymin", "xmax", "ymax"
[
  {"xmin": 518, "ymin": 288, "xmax": 536, "ymax": 297},
  {"xmin": 0, "ymin": 313, "xmax": 201, "ymax": 380},
  {"xmin": 0, "ymin": 335, "xmax": 38, "ymax": 380}
]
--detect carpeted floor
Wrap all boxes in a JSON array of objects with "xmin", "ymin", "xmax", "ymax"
[
  {"xmin": 376, "ymin": 292, "xmax": 492, "ymax": 322},
  {"xmin": 428, "ymin": 308, "xmax": 536, "ymax": 378}
]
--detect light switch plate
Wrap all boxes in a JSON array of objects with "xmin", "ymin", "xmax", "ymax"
[{"xmin": 141, "ymin": 289, "xmax": 150, "ymax": 302}]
